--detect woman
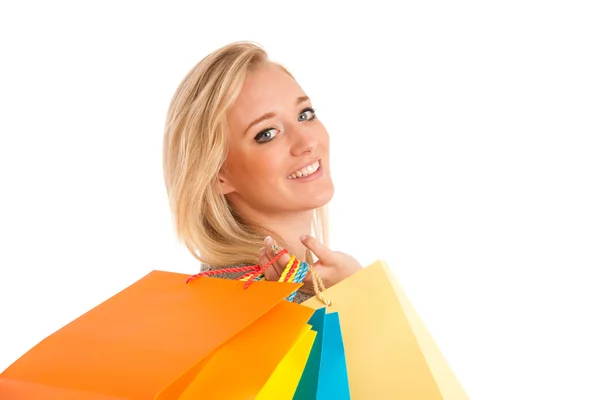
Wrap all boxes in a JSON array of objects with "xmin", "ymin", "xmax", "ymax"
[{"xmin": 162, "ymin": 41, "xmax": 362, "ymax": 303}]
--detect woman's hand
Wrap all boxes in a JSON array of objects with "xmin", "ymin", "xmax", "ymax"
[
  {"xmin": 257, "ymin": 236, "xmax": 292, "ymax": 282},
  {"xmin": 299, "ymin": 235, "xmax": 363, "ymax": 292},
  {"xmin": 257, "ymin": 235, "xmax": 362, "ymax": 295}
]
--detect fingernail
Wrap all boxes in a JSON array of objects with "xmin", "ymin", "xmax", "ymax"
[
  {"xmin": 264, "ymin": 236, "xmax": 273, "ymax": 245},
  {"xmin": 300, "ymin": 235, "xmax": 308, "ymax": 241},
  {"xmin": 271, "ymin": 243, "xmax": 280, "ymax": 255}
]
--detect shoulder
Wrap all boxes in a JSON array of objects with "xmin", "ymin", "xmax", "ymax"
[
  {"xmin": 199, "ymin": 262, "xmax": 251, "ymax": 280},
  {"xmin": 292, "ymin": 291, "xmax": 311, "ymax": 304},
  {"xmin": 199, "ymin": 263, "xmax": 312, "ymax": 304}
]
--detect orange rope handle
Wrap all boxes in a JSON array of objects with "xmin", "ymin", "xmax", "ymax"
[{"xmin": 185, "ymin": 249, "xmax": 289, "ymax": 285}]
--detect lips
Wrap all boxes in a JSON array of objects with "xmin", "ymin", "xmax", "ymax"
[{"xmin": 288, "ymin": 159, "xmax": 321, "ymax": 179}]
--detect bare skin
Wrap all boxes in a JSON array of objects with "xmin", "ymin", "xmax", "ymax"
[{"xmin": 220, "ymin": 62, "xmax": 362, "ymax": 293}]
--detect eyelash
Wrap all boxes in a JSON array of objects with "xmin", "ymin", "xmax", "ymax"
[{"xmin": 254, "ymin": 107, "xmax": 317, "ymax": 144}]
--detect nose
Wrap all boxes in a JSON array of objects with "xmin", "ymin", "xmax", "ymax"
[{"xmin": 289, "ymin": 124, "xmax": 318, "ymax": 156}]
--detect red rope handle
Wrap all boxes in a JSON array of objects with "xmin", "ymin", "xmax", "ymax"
[
  {"xmin": 185, "ymin": 248, "xmax": 289, "ymax": 287},
  {"xmin": 243, "ymin": 249, "xmax": 289, "ymax": 289},
  {"xmin": 186, "ymin": 265, "xmax": 260, "ymax": 284}
]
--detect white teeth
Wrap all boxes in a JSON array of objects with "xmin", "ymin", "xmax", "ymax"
[{"xmin": 289, "ymin": 161, "xmax": 320, "ymax": 179}]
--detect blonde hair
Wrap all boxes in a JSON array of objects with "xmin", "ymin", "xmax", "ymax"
[{"xmin": 162, "ymin": 41, "xmax": 329, "ymax": 267}]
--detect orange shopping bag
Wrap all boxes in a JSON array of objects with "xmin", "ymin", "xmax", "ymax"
[{"xmin": 0, "ymin": 269, "xmax": 316, "ymax": 399}]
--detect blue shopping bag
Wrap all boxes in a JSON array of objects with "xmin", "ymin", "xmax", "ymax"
[{"xmin": 293, "ymin": 307, "xmax": 350, "ymax": 400}]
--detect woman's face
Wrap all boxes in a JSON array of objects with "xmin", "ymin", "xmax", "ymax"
[{"xmin": 221, "ymin": 62, "xmax": 334, "ymax": 218}]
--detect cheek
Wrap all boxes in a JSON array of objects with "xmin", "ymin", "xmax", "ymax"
[
  {"xmin": 256, "ymin": 148, "xmax": 286, "ymax": 180},
  {"xmin": 224, "ymin": 147, "xmax": 251, "ymax": 182},
  {"xmin": 227, "ymin": 145, "xmax": 284, "ymax": 187},
  {"xmin": 317, "ymin": 126, "xmax": 330, "ymax": 149}
]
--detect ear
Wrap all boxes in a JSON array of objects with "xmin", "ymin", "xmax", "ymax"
[{"xmin": 219, "ymin": 171, "xmax": 235, "ymax": 195}]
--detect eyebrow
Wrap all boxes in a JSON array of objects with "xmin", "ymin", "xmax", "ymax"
[{"xmin": 244, "ymin": 96, "xmax": 310, "ymax": 135}]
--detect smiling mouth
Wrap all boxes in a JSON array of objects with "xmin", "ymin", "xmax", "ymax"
[{"xmin": 288, "ymin": 160, "xmax": 321, "ymax": 179}]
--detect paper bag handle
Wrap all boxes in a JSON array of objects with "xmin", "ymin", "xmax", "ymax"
[{"xmin": 185, "ymin": 248, "xmax": 331, "ymax": 306}]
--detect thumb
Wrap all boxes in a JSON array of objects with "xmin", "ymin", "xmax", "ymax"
[{"xmin": 300, "ymin": 235, "xmax": 332, "ymax": 262}]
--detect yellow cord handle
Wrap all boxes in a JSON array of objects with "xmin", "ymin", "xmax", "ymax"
[
  {"xmin": 309, "ymin": 264, "xmax": 331, "ymax": 306},
  {"xmin": 271, "ymin": 244, "xmax": 330, "ymax": 306}
]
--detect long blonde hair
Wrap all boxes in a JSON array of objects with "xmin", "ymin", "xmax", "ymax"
[{"xmin": 162, "ymin": 41, "xmax": 329, "ymax": 267}]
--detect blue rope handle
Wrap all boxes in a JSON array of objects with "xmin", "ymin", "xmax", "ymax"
[{"xmin": 286, "ymin": 261, "xmax": 309, "ymax": 302}]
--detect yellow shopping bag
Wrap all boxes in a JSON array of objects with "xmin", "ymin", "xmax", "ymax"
[{"xmin": 302, "ymin": 260, "xmax": 469, "ymax": 399}]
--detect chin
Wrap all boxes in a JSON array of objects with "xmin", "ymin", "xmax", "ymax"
[{"xmin": 303, "ymin": 185, "xmax": 335, "ymax": 210}]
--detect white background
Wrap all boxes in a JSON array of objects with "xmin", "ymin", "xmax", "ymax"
[{"xmin": 1, "ymin": 1, "xmax": 599, "ymax": 399}]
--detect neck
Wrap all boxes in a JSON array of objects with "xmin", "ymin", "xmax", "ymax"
[
  {"xmin": 227, "ymin": 195, "xmax": 317, "ymax": 261},
  {"xmin": 263, "ymin": 211, "xmax": 314, "ymax": 262},
  {"xmin": 238, "ymin": 206, "xmax": 314, "ymax": 261}
]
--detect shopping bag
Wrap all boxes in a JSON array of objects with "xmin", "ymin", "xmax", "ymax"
[
  {"xmin": 293, "ymin": 308, "xmax": 350, "ymax": 400},
  {"xmin": 302, "ymin": 260, "xmax": 469, "ymax": 399},
  {"xmin": 255, "ymin": 323, "xmax": 317, "ymax": 399},
  {"xmin": 176, "ymin": 300, "xmax": 317, "ymax": 400},
  {"xmin": 0, "ymin": 270, "xmax": 316, "ymax": 399}
]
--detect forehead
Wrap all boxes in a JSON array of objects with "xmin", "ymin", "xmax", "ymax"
[{"xmin": 229, "ymin": 63, "xmax": 305, "ymax": 121}]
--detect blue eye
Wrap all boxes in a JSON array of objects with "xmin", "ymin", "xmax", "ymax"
[
  {"xmin": 254, "ymin": 108, "xmax": 317, "ymax": 144},
  {"xmin": 254, "ymin": 128, "xmax": 278, "ymax": 143},
  {"xmin": 298, "ymin": 107, "xmax": 317, "ymax": 122}
]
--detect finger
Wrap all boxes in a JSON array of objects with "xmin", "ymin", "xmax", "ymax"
[
  {"xmin": 299, "ymin": 235, "xmax": 331, "ymax": 262},
  {"xmin": 257, "ymin": 247, "xmax": 267, "ymax": 266},
  {"xmin": 263, "ymin": 253, "xmax": 291, "ymax": 281},
  {"xmin": 264, "ymin": 236, "xmax": 280, "ymax": 259},
  {"xmin": 262, "ymin": 236, "xmax": 291, "ymax": 281},
  {"xmin": 257, "ymin": 252, "xmax": 269, "ymax": 270}
]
